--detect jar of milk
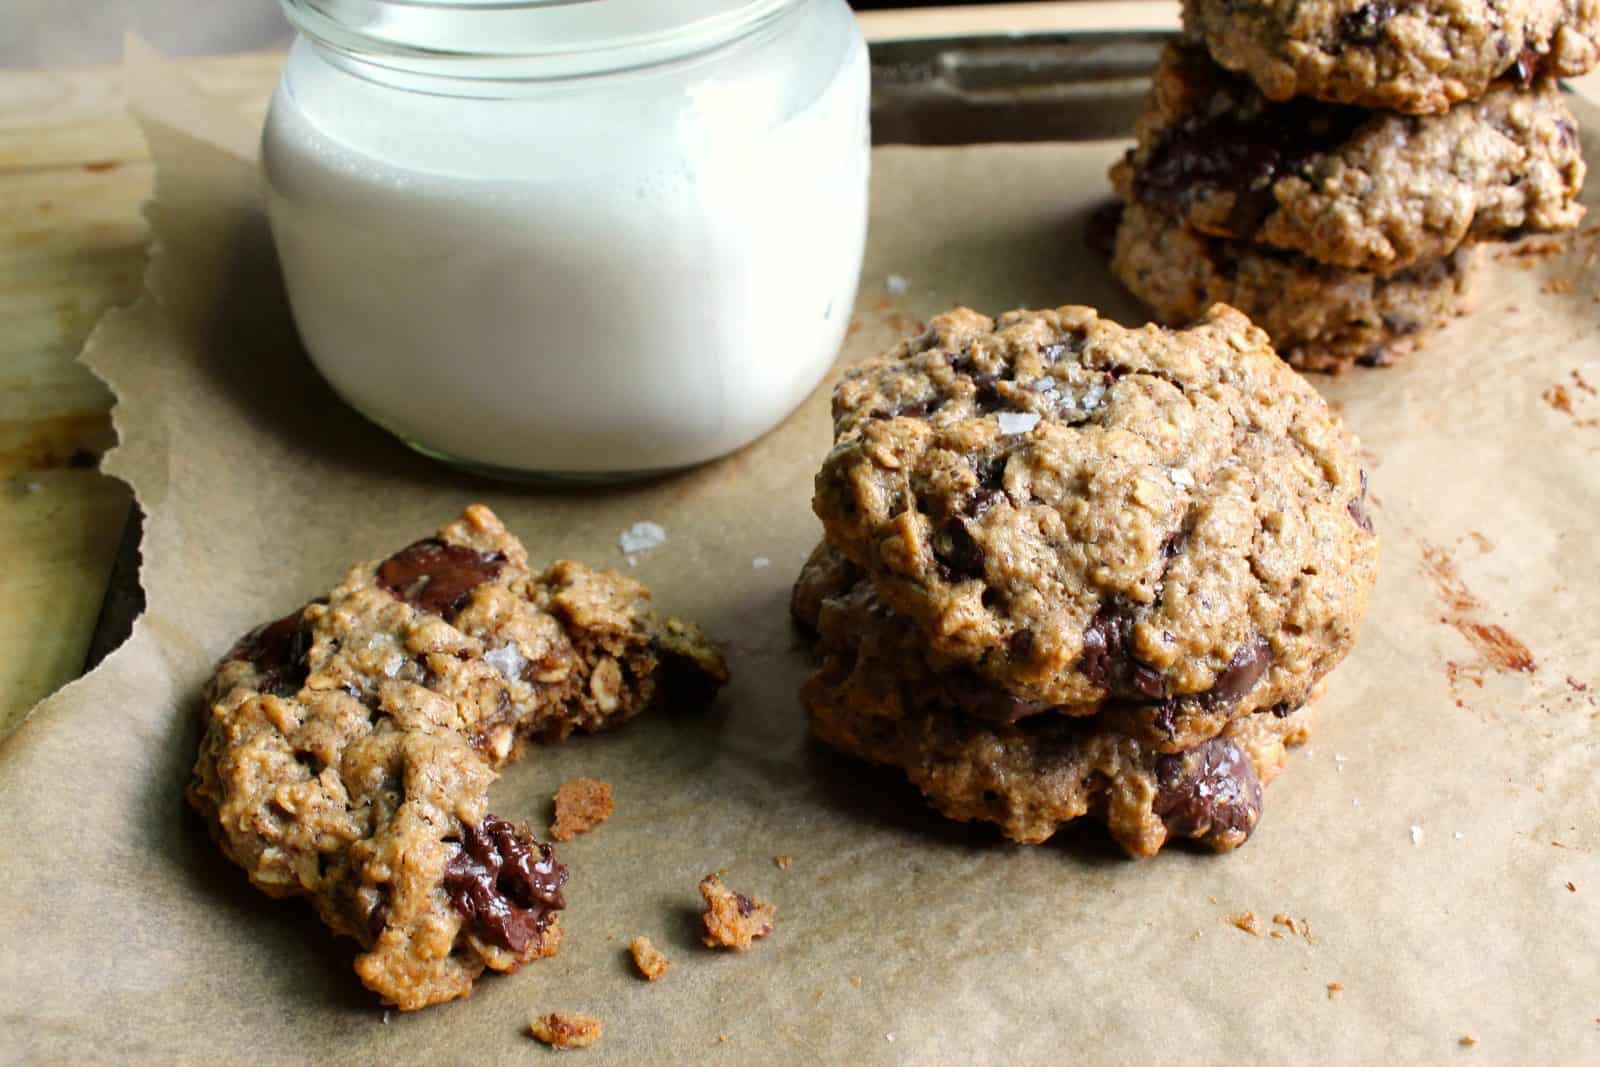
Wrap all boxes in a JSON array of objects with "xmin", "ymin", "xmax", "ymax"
[{"xmin": 263, "ymin": 0, "xmax": 869, "ymax": 481}]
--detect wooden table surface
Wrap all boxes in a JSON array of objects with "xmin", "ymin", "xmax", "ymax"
[{"xmin": 3, "ymin": 0, "xmax": 1592, "ymax": 738}]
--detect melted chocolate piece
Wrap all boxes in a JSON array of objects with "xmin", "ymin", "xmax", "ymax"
[
  {"xmin": 1084, "ymin": 200, "xmax": 1124, "ymax": 260},
  {"xmin": 1513, "ymin": 46, "xmax": 1541, "ymax": 85},
  {"xmin": 442, "ymin": 816, "xmax": 567, "ymax": 955},
  {"xmin": 1206, "ymin": 633, "xmax": 1272, "ymax": 706},
  {"xmin": 1337, "ymin": 1, "xmax": 1395, "ymax": 42},
  {"xmin": 377, "ymin": 539, "xmax": 506, "ymax": 618},
  {"xmin": 932, "ymin": 519, "xmax": 986, "ymax": 582},
  {"xmin": 1134, "ymin": 55, "xmax": 1367, "ymax": 237},
  {"xmin": 1079, "ymin": 602, "xmax": 1135, "ymax": 691},
  {"xmin": 1348, "ymin": 470, "xmax": 1374, "ymax": 533},
  {"xmin": 940, "ymin": 669, "xmax": 1053, "ymax": 724},
  {"xmin": 227, "ymin": 607, "xmax": 313, "ymax": 697},
  {"xmin": 1153, "ymin": 736, "xmax": 1263, "ymax": 843}
]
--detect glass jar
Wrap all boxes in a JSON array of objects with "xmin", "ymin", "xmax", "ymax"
[{"xmin": 262, "ymin": 0, "xmax": 869, "ymax": 481}]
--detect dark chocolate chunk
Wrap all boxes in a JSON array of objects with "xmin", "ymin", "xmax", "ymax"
[
  {"xmin": 1356, "ymin": 346, "xmax": 1395, "ymax": 368},
  {"xmin": 377, "ymin": 539, "xmax": 506, "ymax": 618},
  {"xmin": 932, "ymin": 519, "xmax": 986, "ymax": 582},
  {"xmin": 1337, "ymin": 1, "xmax": 1394, "ymax": 42},
  {"xmin": 1153, "ymin": 736, "xmax": 1263, "ymax": 844},
  {"xmin": 442, "ymin": 816, "xmax": 567, "ymax": 955},
  {"xmin": 226, "ymin": 607, "xmax": 313, "ymax": 697},
  {"xmin": 1133, "ymin": 52, "xmax": 1366, "ymax": 237},
  {"xmin": 1205, "ymin": 633, "xmax": 1272, "ymax": 706},
  {"xmin": 1513, "ymin": 46, "xmax": 1541, "ymax": 85},
  {"xmin": 940, "ymin": 669, "xmax": 1053, "ymax": 724},
  {"xmin": 1079, "ymin": 602, "xmax": 1137, "ymax": 692}
]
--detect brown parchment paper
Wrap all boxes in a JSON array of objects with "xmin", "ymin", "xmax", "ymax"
[{"xmin": 3, "ymin": 40, "xmax": 1598, "ymax": 1064}]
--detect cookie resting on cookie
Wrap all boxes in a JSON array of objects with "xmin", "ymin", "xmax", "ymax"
[
  {"xmin": 1113, "ymin": 44, "xmax": 1585, "ymax": 274},
  {"xmin": 187, "ymin": 505, "xmax": 727, "ymax": 1010},
  {"xmin": 812, "ymin": 303, "xmax": 1378, "ymax": 728}
]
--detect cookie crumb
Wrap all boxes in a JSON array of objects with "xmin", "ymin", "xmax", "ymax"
[
  {"xmin": 618, "ymin": 521, "xmax": 666, "ymax": 555},
  {"xmin": 849, "ymin": 975, "xmax": 862, "ymax": 988},
  {"xmin": 629, "ymin": 936, "xmax": 670, "ymax": 981},
  {"xmin": 529, "ymin": 1012, "xmax": 602, "ymax": 1049},
  {"xmin": 1327, "ymin": 981, "xmax": 1343, "ymax": 999},
  {"xmin": 1229, "ymin": 912, "xmax": 1262, "ymax": 936},
  {"xmin": 1567, "ymin": 881, "xmax": 1577, "ymax": 892},
  {"xmin": 1459, "ymin": 1034, "xmax": 1478, "ymax": 1047},
  {"xmin": 774, "ymin": 854, "xmax": 793, "ymax": 870},
  {"xmin": 699, "ymin": 873, "xmax": 775, "ymax": 950},
  {"xmin": 550, "ymin": 777, "xmax": 614, "ymax": 841}
]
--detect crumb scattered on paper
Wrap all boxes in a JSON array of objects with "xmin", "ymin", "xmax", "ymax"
[
  {"xmin": 1459, "ymin": 1034, "xmax": 1478, "ymax": 1047},
  {"xmin": 1229, "ymin": 913, "xmax": 1262, "ymax": 936},
  {"xmin": 1567, "ymin": 881, "xmax": 1578, "ymax": 892},
  {"xmin": 618, "ymin": 521, "xmax": 666, "ymax": 555},
  {"xmin": 630, "ymin": 936, "xmax": 670, "ymax": 981},
  {"xmin": 1327, "ymin": 982, "xmax": 1344, "ymax": 999},
  {"xmin": 700, "ymin": 874, "xmax": 775, "ymax": 950},
  {"xmin": 850, "ymin": 975, "xmax": 862, "ymax": 988},
  {"xmin": 550, "ymin": 777, "xmax": 614, "ymax": 841},
  {"xmin": 774, "ymin": 854, "xmax": 793, "ymax": 869},
  {"xmin": 529, "ymin": 1012, "xmax": 602, "ymax": 1049}
]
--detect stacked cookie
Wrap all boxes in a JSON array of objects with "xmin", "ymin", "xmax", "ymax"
[
  {"xmin": 1108, "ymin": 2, "xmax": 1594, "ymax": 372},
  {"xmin": 793, "ymin": 304, "xmax": 1379, "ymax": 856}
]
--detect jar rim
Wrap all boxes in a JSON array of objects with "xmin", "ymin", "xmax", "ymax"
[{"xmin": 280, "ymin": 0, "xmax": 805, "ymax": 81}]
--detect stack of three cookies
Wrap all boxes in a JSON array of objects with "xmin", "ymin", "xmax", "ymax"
[
  {"xmin": 792, "ymin": 303, "xmax": 1378, "ymax": 856},
  {"xmin": 1109, "ymin": 1, "xmax": 1595, "ymax": 371}
]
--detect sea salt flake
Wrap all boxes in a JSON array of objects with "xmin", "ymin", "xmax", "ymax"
[
  {"xmin": 997, "ymin": 411, "xmax": 1041, "ymax": 435},
  {"xmin": 1168, "ymin": 467, "xmax": 1195, "ymax": 487},
  {"xmin": 1454, "ymin": 831, "xmax": 1465, "ymax": 840},
  {"xmin": 885, "ymin": 274, "xmax": 909, "ymax": 295},
  {"xmin": 752, "ymin": 557, "xmax": 771, "ymax": 569},
  {"xmin": 619, "ymin": 521, "xmax": 667, "ymax": 554},
  {"xmin": 1081, "ymin": 383, "xmax": 1107, "ymax": 410},
  {"xmin": 1029, "ymin": 377, "xmax": 1057, "ymax": 392},
  {"xmin": 483, "ymin": 643, "xmax": 526, "ymax": 680},
  {"xmin": 381, "ymin": 654, "xmax": 404, "ymax": 678},
  {"xmin": 1410, "ymin": 825, "xmax": 1425, "ymax": 846},
  {"xmin": 886, "ymin": 1034, "xmax": 896, "ymax": 1043}
]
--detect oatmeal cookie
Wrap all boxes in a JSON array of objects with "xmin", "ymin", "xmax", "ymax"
[
  {"xmin": 1183, "ymin": 0, "xmax": 1600, "ymax": 113},
  {"xmin": 1110, "ymin": 199, "xmax": 1477, "ymax": 372},
  {"xmin": 1113, "ymin": 45, "xmax": 1585, "ymax": 273},
  {"xmin": 811, "ymin": 304, "xmax": 1378, "ymax": 723},
  {"xmin": 187, "ymin": 505, "xmax": 727, "ymax": 1010},
  {"xmin": 793, "ymin": 545, "xmax": 1314, "ymax": 856}
]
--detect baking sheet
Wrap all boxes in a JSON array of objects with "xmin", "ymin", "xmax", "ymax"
[{"xmin": 2, "ymin": 39, "xmax": 1599, "ymax": 1064}]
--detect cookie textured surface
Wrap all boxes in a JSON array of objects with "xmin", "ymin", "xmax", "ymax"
[
  {"xmin": 187, "ymin": 505, "xmax": 727, "ymax": 1010},
  {"xmin": 793, "ymin": 544, "xmax": 1315, "ymax": 856},
  {"xmin": 812, "ymin": 303, "xmax": 1379, "ymax": 725},
  {"xmin": 1183, "ymin": 0, "xmax": 1600, "ymax": 113},
  {"xmin": 1111, "ymin": 199, "xmax": 1476, "ymax": 372},
  {"xmin": 1114, "ymin": 45, "xmax": 1585, "ymax": 273}
]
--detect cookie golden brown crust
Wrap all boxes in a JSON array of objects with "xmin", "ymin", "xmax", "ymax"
[
  {"xmin": 187, "ymin": 505, "xmax": 727, "ymax": 1010},
  {"xmin": 813, "ymin": 303, "xmax": 1378, "ymax": 723},
  {"xmin": 1110, "ymin": 199, "xmax": 1477, "ymax": 372},
  {"xmin": 1183, "ymin": 0, "xmax": 1600, "ymax": 114},
  {"xmin": 1113, "ymin": 45, "xmax": 1585, "ymax": 274}
]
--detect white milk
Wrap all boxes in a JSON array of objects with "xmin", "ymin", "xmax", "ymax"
[{"xmin": 263, "ymin": 0, "xmax": 869, "ymax": 477}]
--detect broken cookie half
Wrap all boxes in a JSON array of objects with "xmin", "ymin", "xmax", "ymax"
[{"xmin": 188, "ymin": 505, "xmax": 728, "ymax": 1010}]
